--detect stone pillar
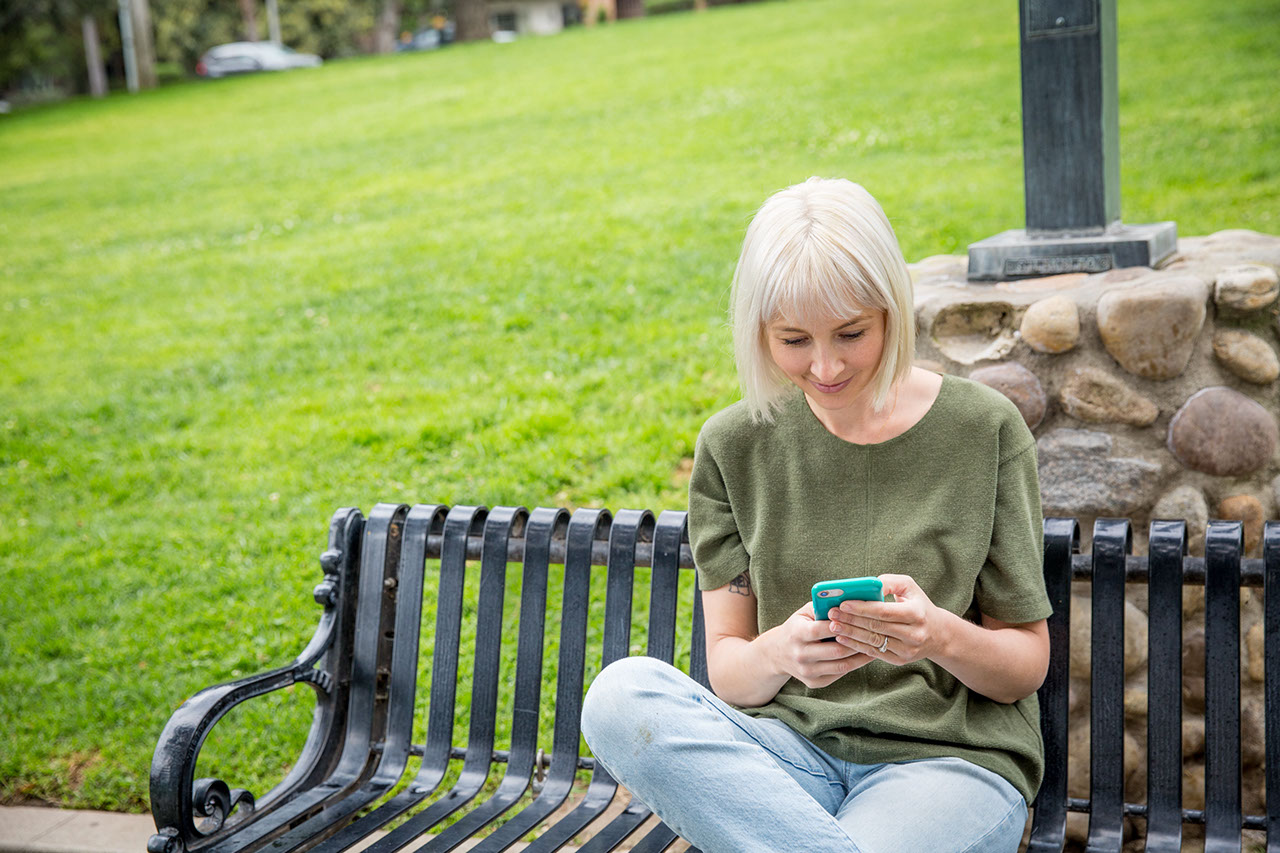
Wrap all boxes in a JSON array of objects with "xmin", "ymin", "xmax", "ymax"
[{"xmin": 967, "ymin": 0, "xmax": 1176, "ymax": 281}]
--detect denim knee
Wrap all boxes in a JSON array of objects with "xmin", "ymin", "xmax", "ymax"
[{"xmin": 581, "ymin": 655, "xmax": 673, "ymax": 756}]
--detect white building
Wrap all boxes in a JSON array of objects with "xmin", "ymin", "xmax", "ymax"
[{"xmin": 488, "ymin": 1, "xmax": 579, "ymax": 36}]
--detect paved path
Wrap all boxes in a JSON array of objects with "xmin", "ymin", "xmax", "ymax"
[
  {"xmin": 0, "ymin": 805, "xmax": 545, "ymax": 852},
  {"xmin": 0, "ymin": 807, "xmax": 398, "ymax": 853},
  {"xmin": 0, "ymin": 806, "xmax": 155, "ymax": 853}
]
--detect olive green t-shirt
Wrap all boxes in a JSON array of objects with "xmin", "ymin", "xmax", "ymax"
[{"xmin": 688, "ymin": 374, "xmax": 1053, "ymax": 803}]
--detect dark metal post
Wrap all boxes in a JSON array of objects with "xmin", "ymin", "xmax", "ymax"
[{"xmin": 967, "ymin": 0, "xmax": 1176, "ymax": 280}]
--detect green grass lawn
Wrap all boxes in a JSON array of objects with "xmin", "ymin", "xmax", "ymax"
[{"xmin": 1, "ymin": 0, "xmax": 1277, "ymax": 815}]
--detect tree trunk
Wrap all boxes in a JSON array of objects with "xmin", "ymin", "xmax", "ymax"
[
  {"xmin": 693, "ymin": 0, "xmax": 708, "ymax": 9},
  {"xmin": 616, "ymin": 0, "xmax": 644, "ymax": 19},
  {"xmin": 129, "ymin": 0, "xmax": 157, "ymax": 88},
  {"xmin": 118, "ymin": 0, "xmax": 138, "ymax": 92},
  {"xmin": 82, "ymin": 14, "xmax": 107, "ymax": 97},
  {"xmin": 265, "ymin": 0, "xmax": 281, "ymax": 43},
  {"xmin": 454, "ymin": 0, "xmax": 489, "ymax": 42},
  {"xmin": 237, "ymin": 0, "xmax": 259, "ymax": 41},
  {"xmin": 374, "ymin": 0, "xmax": 403, "ymax": 53}
]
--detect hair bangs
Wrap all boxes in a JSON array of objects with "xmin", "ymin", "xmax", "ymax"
[{"xmin": 760, "ymin": 238, "xmax": 887, "ymax": 330}]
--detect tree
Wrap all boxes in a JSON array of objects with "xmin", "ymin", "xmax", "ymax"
[
  {"xmin": 151, "ymin": 0, "xmax": 240, "ymax": 73},
  {"xmin": 0, "ymin": 0, "xmax": 118, "ymax": 98},
  {"xmin": 237, "ymin": 0, "xmax": 258, "ymax": 41},
  {"xmin": 82, "ymin": 12, "xmax": 106, "ymax": 95},
  {"xmin": 454, "ymin": 0, "xmax": 487, "ymax": 41},
  {"xmin": 373, "ymin": 0, "xmax": 402, "ymax": 53},
  {"xmin": 277, "ymin": 0, "xmax": 376, "ymax": 57},
  {"xmin": 128, "ymin": 0, "xmax": 156, "ymax": 88}
]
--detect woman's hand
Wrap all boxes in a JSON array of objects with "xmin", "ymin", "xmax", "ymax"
[
  {"xmin": 827, "ymin": 573, "xmax": 1051, "ymax": 703},
  {"xmin": 703, "ymin": 572, "xmax": 872, "ymax": 705},
  {"xmin": 768, "ymin": 601, "xmax": 875, "ymax": 689},
  {"xmin": 827, "ymin": 574, "xmax": 943, "ymax": 664}
]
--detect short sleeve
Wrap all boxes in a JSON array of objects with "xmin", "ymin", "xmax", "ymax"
[
  {"xmin": 974, "ymin": 437, "xmax": 1054, "ymax": 624},
  {"xmin": 688, "ymin": 428, "xmax": 752, "ymax": 591}
]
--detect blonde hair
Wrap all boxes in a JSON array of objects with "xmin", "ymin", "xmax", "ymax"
[{"xmin": 730, "ymin": 177, "xmax": 915, "ymax": 422}]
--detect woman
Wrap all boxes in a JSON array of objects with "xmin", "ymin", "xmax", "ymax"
[{"xmin": 581, "ymin": 177, "xmax": 1051, "ymax": 853}]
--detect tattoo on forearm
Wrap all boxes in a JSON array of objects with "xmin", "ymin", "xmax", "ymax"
[{"xmin": 728, "ymin": 572, "xmax": 752, "ymax": 596}]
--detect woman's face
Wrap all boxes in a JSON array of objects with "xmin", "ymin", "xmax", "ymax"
[{"xmin": 765, "ymin": 307, "xmax": 887, "ymax": 415}]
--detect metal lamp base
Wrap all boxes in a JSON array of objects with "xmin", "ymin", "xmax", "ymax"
[{"xmin": 967, "ymin": 221, "xmax": 1177, "ymax": 281}]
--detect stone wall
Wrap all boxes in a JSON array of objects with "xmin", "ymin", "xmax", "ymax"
[{"xmin": 908, "ymin": 229, "xmax": 1280, "ymax": 850}]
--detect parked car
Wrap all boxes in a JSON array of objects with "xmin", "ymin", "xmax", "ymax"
[
  {"xmin": 196, "ymin": 42, "xmax": 322, "ymax": 79},
  {"xmin": 396, "ymin": 22, "xmax": 455, "ymax": 51}
]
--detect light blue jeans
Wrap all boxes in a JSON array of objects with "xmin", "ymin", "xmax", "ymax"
[{"xmin": 581, "ymin": 656, "xmax": 1028, "ymax": 853}]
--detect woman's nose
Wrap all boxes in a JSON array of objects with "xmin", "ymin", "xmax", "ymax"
[{"xmin": 810, "ymin": 348, "xmax": 843, "ymax": 382}]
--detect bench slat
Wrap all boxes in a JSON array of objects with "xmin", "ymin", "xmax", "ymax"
[
  {"xmin": 1028, "ymin": 517, "xmax": 1077, "ymax": 852},
  {"xmin": 689, "ymin": 575, "xmax": 709, "ymax": 691},
  {"xmin": 565, "ymin": 512, "xmax": 697, "ymax": 853},
  {"xmin": 1086, "ymin": 519, "xmax": 1129, "ymax": 852},
  {"xmin": 1266, "ymin": 521, "xmax": 1280, "ymax": 853},
  {"xmin": 602, "ymin": 510, "xmax": 650, "ymax": 667},
  {"xmin": 373, "ymin": 507, "xmax": 532, "ymax": 853},
  {"xmin": 645, "ymin": 511, "xmax": 686, "ymax": 663},
  {"xmin": 1204, "ymin": 522, "xmax": 1244, "ymax": 852},
  {"xmin": 1144, "ymin": 521, "xmax": 1186, "ymax": 852}
]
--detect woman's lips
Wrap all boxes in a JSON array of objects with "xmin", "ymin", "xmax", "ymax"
[{"xmin": 810, "ymin": 377, "xmax": 851, "ymax": 394}]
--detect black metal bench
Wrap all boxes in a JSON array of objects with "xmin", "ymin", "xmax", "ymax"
[{"xmin": 148, "ymin": 505, "xmax": 1280, "ymax": 853}]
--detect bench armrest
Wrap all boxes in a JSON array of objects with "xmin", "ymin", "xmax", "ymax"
[
  {"xmin": 148, "ymin": 662, "xmax": 336, "ymax": 852},
  {"xmin": 148, "ymin": 508, "xmax": 364, "ymax": 853}
]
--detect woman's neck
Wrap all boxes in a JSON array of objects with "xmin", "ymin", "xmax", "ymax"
[{"xmin": 805, "ymin": 368, "xmax": 943, "ymax": 445}]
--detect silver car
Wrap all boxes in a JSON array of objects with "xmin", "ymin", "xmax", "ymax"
[{"xmin": 196, "ymin": 42, "xmax": 322, "ymax": 78}]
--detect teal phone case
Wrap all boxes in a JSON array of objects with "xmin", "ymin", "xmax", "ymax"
[{"xmin": 811, "ymin": 577, "xmax": 884, "ymax": 621}]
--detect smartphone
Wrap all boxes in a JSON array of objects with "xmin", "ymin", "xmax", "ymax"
[{"xmin": 811, "ymin": 577, "xmax": 884, "ymax": 621}]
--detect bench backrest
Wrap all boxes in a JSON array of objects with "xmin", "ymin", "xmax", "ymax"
[
  {"xmin": 151, "ymin": 505, "xmax": 1280, "ymax": 853},
  {"xmin": 354, "ymin": 506, "xmax": 1279, "ymax": 851},
  {"xmin": 1037, "ymin": 518, "xmax": 1278, "ymax": 851}
]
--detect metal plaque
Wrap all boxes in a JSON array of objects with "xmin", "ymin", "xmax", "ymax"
[{"xmin": 1003, "ymin": 254, "xmax": 1113, "ymax": 276}]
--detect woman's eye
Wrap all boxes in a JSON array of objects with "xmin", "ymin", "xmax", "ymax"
[
  {"xmin": 781, "ymin": 337, "xmax": 807, "ymax": 346},
  {"xmin": 840, "ymin": 331, "xmax": 866, "ymax": 341}
]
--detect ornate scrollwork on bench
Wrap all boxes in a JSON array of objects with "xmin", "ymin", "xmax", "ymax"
[{"xmin": 191, "ymin": 777, "xmax": 256, "ymax": 835}]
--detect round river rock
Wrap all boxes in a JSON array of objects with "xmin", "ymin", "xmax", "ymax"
[
  {"xmin": 1020, "ymin": 295, "xmax": 1080, "ymax": 354},
  {"xmin": 1059, "ymin": 366, "xmax": 1158, "ymax": 426},
  {"xmin": 1219, "ymin": 494, "xmax": 1265, "ymax": 554},
  {"xmin": 1096, "ymin": 274, "xmax": 1208, "ymax": 380},
  {"xmin": 1213, "ymin": 263, "xmax": 1279, "ymax": 313},
  {"xmin": 968, "ymin": 362, "xmax": 1046, "ymax": 428},
  {"xmin": 1168, "ymin": 387, "xmax": 1279, "ymax": 476},
  {"xmin": 1212, "ymin": 329, "xmax": 1280, "ymax": 384},
  {"xmin": 1152, "ymin": 485, "xmax": 1208, "ymax": 555}
]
